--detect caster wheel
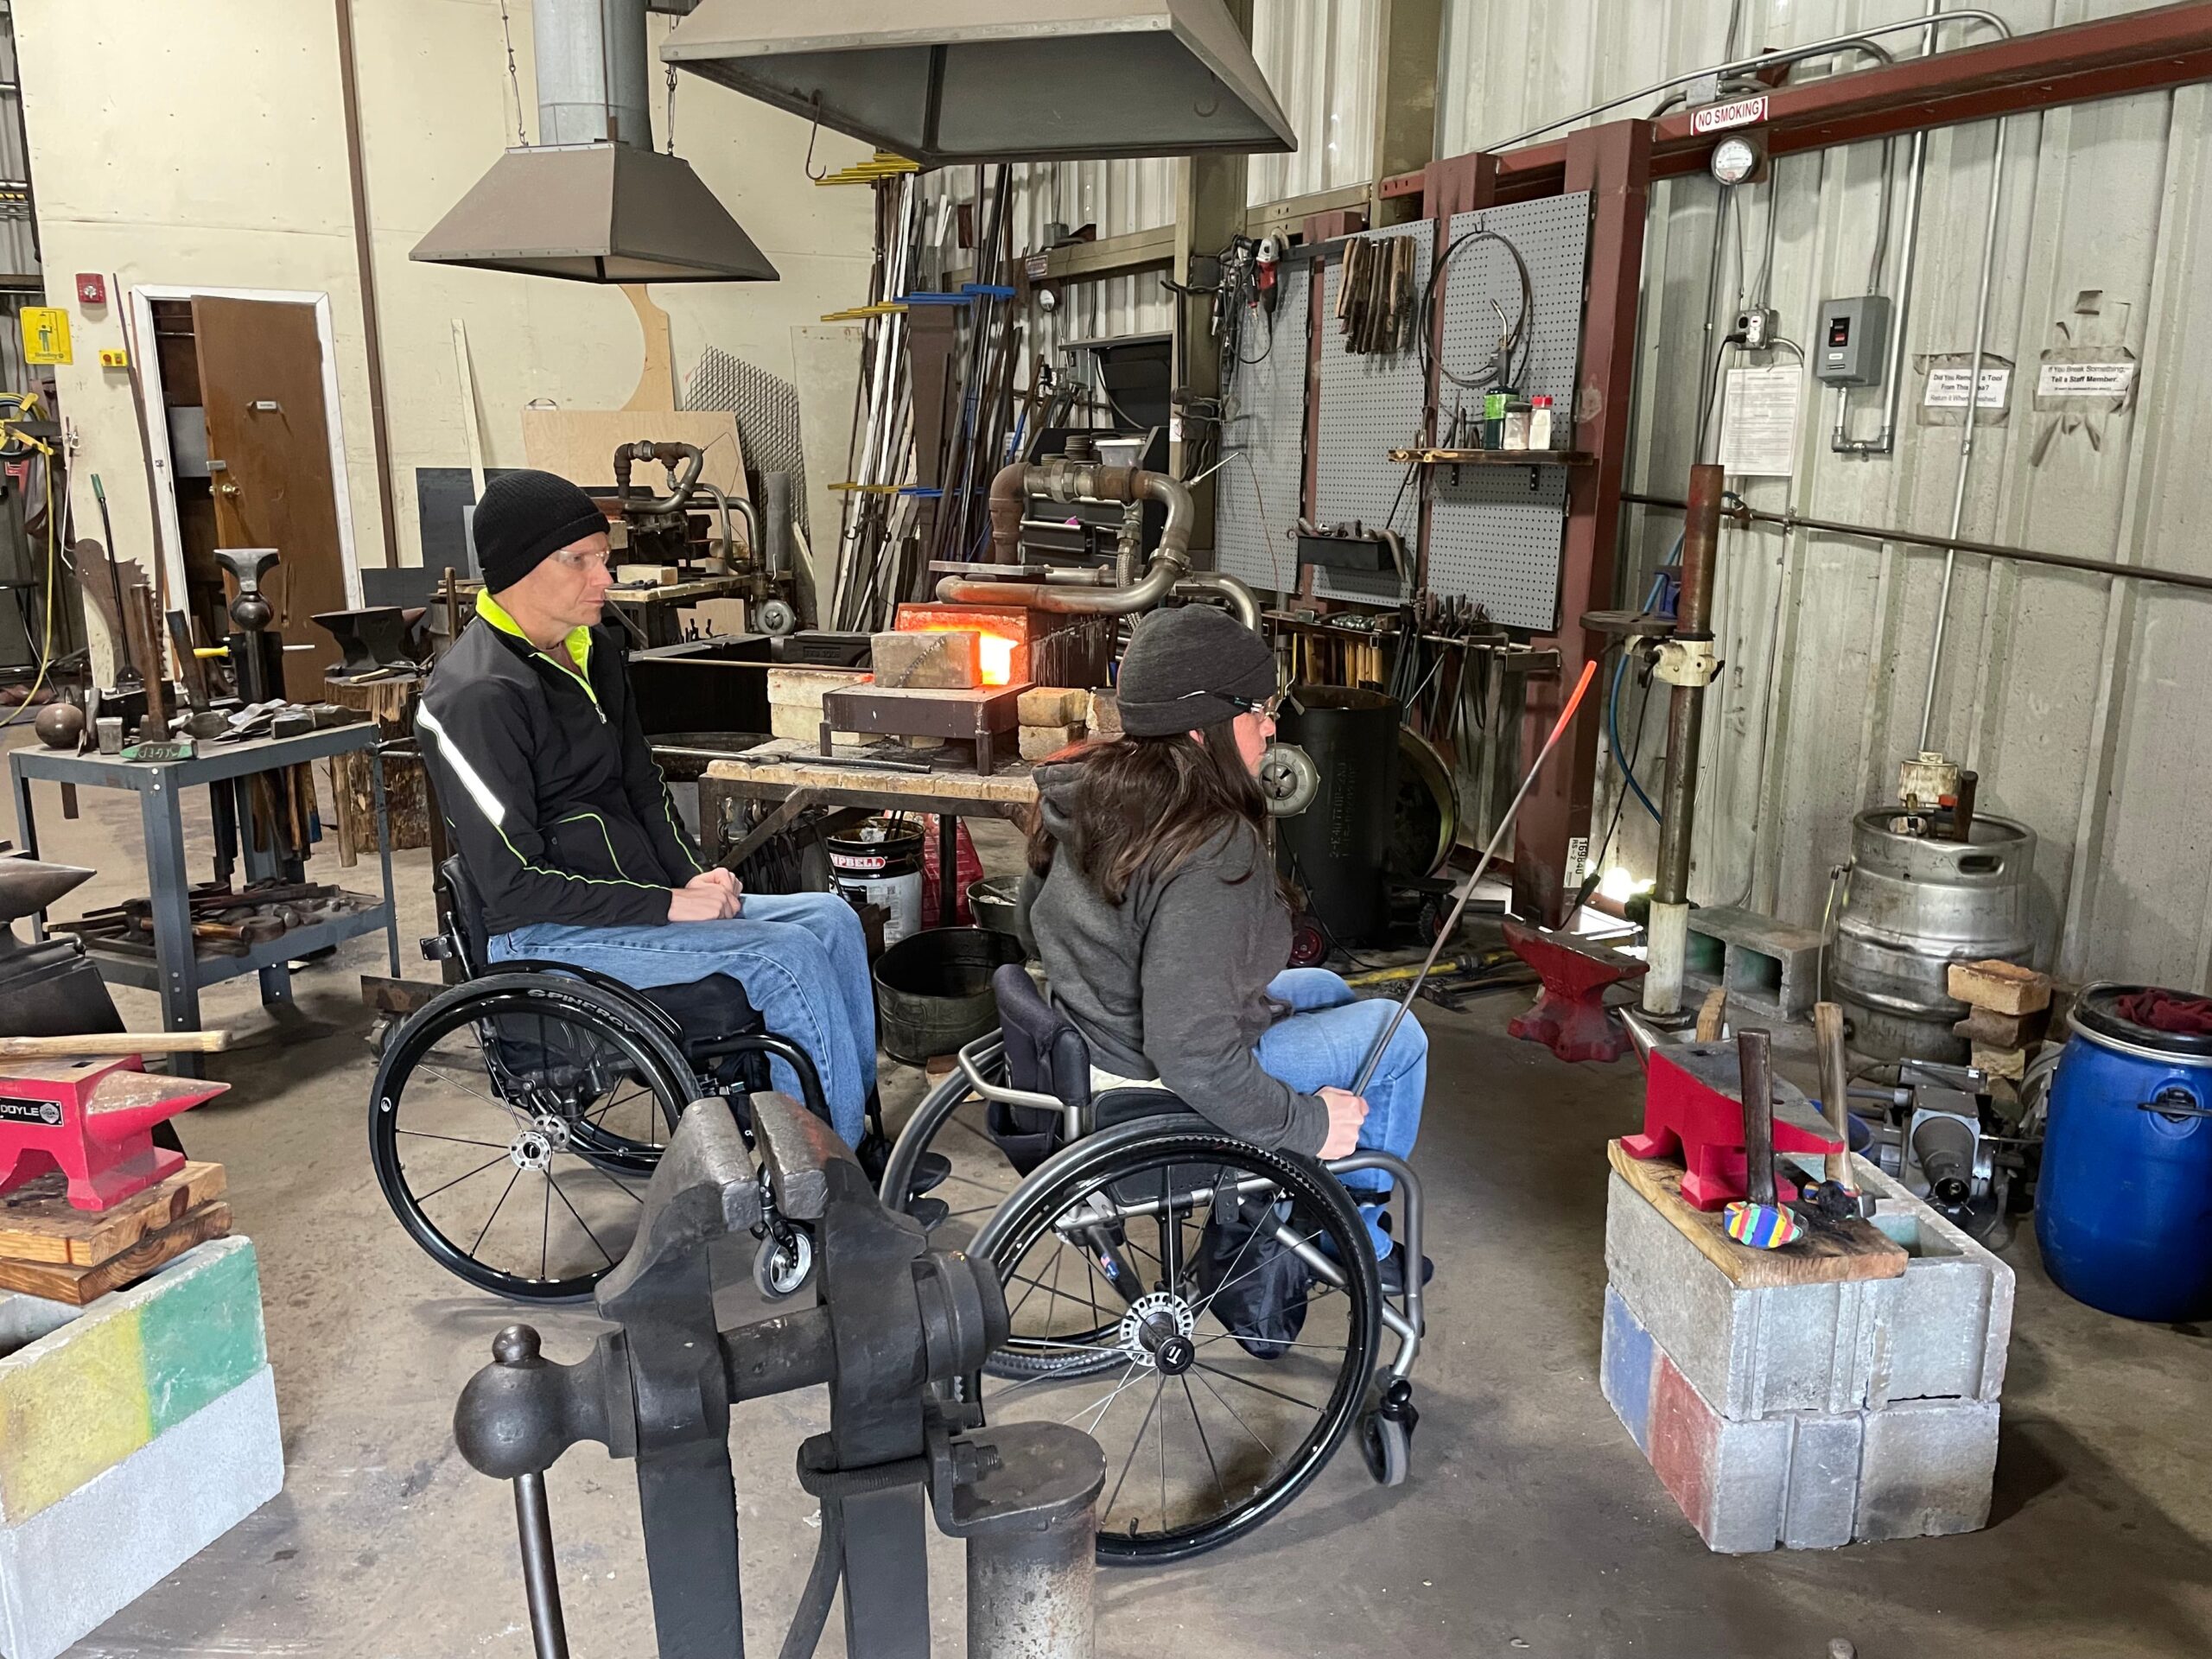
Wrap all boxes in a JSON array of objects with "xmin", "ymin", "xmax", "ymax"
[
  {"xmin": 753, "ymin": 1227, "xmax": 814, "ymax": 1300},
  {"xmin": 1358, "ymin": 1378, "xmax": 1417, "ymax": 1487},
  {"xmin": 1287, "ymin": 915, "xmax": 1328, "ymax": 968}
]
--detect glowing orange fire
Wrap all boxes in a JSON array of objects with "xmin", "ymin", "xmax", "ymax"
[{"xmin": 902, "ymin": 620, "xmax": 1017, "ymax": 686}]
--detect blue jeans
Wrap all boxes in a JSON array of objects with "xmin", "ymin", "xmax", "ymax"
[
  {"xmin": 1253, "ymin": 968, "xmax": 1426, "ymax": 1260},
  {"xmin": 490, "ymin": 891, "xmax": 877, "ymax": 1147}
]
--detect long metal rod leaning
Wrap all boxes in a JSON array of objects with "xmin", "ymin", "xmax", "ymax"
[{"xmin": 1351, "ymin": 659, "xmax": 1599, "ymax": 1096}]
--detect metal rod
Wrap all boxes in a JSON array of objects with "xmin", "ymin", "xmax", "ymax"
[
  {"xmin": 1481, "ymin": 10, "xmax": 2012, "ymax": 156},
  {"xmin": 1737, "ymin": 1028, "xmax": 1777, "ymax": 1207},
  {"xmin": 1623, "ymin": 493, "xmax": 2212, "ymax": 597},
  {"xmin": 1351, "ymin": 658, "xmax": 1599, "ymax": 1096},
  {"xmin": 1652, "ymin": 465, "xmax": 1722, "ymax": 911},
  {"xmin": 513, "ymin": 1471, "xmax": 572, "ymax": 1659},
  {"xmin": 1919, "ymin": 96, "xmax": 2009, "ymax": 753}
]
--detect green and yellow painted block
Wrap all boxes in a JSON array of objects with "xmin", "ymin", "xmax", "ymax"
[{"xmin": 0, "ymin": 1237, "xmax": 266, "ymax": 1523}]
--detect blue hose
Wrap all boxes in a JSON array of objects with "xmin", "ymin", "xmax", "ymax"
[{"xmin": 1608, "ymin": 545, "xmax": 1681, "ymax": 822}]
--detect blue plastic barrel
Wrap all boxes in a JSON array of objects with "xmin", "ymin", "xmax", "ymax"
[{"xmin": 2037, "ymin": 983, "xmax": 2212, "ymax": 1321}]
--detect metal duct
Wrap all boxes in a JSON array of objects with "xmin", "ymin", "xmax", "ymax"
[
  {"xmin": 411, "ymin": 0, "xmax": 777, "ymax": 283},
  {"xmin": 661, "ymin": 0, "xmax": 1297, "ymax": 166}
]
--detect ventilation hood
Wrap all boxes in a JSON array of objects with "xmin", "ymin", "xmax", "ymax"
[
  {"xmin": 413, "ymin": 0, "xmax": 777, "ymax": 284},
  {"xmin": 411, "ymin": 143, "xmax": 778, "ymax": 283},
  {"xmin": 661, "ymin": 0, "xmax": 1297, "ymax": 165}
]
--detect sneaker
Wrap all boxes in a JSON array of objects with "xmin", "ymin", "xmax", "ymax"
[
  {"xmin": 855, "ymin": 1131, "xmax": 951, "ymax": 1198},
  {"xmin": 907, "ymin": 1198, "xmax": 950, "ymax": 1230},
  {"xmin": 1376, "ymin": 1249, "xmax": 1435, "ymax": 1297}
]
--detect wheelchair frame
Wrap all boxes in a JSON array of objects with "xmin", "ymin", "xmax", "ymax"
[{"xmin": 881, "ymin": 1029, "xmax": 1427, "ymax": 1389}]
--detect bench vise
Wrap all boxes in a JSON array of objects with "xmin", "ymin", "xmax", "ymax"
[{"xmin": 453, "ymin": 1091, "xmax": 1104, "ymax": 1659}]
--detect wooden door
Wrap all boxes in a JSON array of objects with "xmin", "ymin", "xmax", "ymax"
[{"xmin": 194, "ymin": 297, "xmax": 346, "ymax": 702}]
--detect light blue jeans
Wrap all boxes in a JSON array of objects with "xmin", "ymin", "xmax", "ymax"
[
  {"xmin": 490, "ymin": 890, "xmax": 877, "ymax": 1147},
  {"xmin": 1254, "ymin": 967, "xmax": 1427, "ymax": 1261}
]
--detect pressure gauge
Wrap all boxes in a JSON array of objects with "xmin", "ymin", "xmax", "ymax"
[{"xmin": 1709, "ymin": 133, "xmax": 1765, "ymax": 188}]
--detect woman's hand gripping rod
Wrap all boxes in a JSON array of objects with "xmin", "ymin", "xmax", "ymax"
[{"xmin": 1350, "ymin": 660, "xmax": 1600, "ymax": 1096}]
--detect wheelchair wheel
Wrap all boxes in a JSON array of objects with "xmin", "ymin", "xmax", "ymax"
[
  {"xmin": 966, "ymin": 1118, "xmax": 1380, "ymax": 1565},
  {"xmin": 370, "ymin": 974, "xmax": 697, "ymax": 1303},
  {"xmin": 879, "ymin": 1058, "xmax": 1040, "ymax": 1254}
]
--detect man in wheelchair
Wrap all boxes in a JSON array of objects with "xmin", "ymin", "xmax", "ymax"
[
  {"xmin": 1025, "ymin": 605, "xmax": 1431, "ymax": 1292},
  {"xmin": 415, "ymin": 469, "xmax": 879, "ymax": 1154}
]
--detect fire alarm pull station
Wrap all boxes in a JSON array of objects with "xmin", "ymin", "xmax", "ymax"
[{"xmin": 1815, "ymin": 296, "xmax": 1891, "ymax": 387}]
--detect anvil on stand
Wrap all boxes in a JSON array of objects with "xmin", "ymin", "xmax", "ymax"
[
  {"xmin": 1620, "ymin": 1040, "xmax": 1843, "ymax": 1211},
  {"xmin": 0, "ymin": 1057, "xmax": 228, "ymax": 1211}
]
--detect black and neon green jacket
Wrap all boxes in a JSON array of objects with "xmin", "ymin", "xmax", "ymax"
[{"xmin": 416, "ymin": 591, "xmax": 705, "ymax": 933}]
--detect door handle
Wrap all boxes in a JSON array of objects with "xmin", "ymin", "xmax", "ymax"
[{"xmin": 218, "ymin": 480, "xmax": 240, "ymax": 499}]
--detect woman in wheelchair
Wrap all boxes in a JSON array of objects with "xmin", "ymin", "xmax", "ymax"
[{"xmin": 1026, "ymin": 604, "xmax": 1430, "ymax": 1291}]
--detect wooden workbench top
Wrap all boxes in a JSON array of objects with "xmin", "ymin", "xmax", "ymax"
[{"xmin": 704, "ymin": 739, "xmax": 1039, "ymax": 808}]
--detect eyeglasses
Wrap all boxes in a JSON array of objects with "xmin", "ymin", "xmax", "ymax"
[
  {"xmin": 1176, "ymin": 686, "xmax": 1296, "ymax": 719},
  {"xmin": 551, "ymin": 547, "xmax": 612, "ymax": 574}
]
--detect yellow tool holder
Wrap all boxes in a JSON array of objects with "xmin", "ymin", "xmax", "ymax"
[
  {"xmin": 815, "ymin": 151, "xmax": 921, "ymax": 187},
  {"xmin": 820, "ymin": 302, "xmax": 909, "ymax": 322}
]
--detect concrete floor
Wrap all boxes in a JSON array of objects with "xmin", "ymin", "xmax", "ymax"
[{"xmin": 9, "ymin": 734, "xmax": 2211, "ymax": 1659}]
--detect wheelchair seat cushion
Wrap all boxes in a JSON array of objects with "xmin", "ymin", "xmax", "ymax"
[{"xmin": 1091, "ymin": 1087, "xmax": 1188, "ymax": 1131}]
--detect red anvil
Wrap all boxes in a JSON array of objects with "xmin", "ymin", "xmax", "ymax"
[
  {"xmin": 1621, "ymin": 1042, "xmax": 1843, "ymax": 1211},
  {"xmin": 0, "ymin": 1057, "xmax": 228, "ymax": 1211},
  {"xmin": 1504, "ymin": 919, "xmax": 1649, "ymax": 1063}
]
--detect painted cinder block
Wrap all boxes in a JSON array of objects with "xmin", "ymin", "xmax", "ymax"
[
  {"xmin": 1599, "ymin": 1286, "xmax": 1656, "ymax": 1453},
  {"xmin": 0, "ymin": 1236, "xmax": 268, "ymax": 1525},
  {"xmin": 0, "ymin": 1365, "xmax": 282, "ymax": 1659}
]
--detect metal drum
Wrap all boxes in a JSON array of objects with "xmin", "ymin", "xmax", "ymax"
[
  {"xmin": 1832, "ymin": 810, "xmax": 2037, "ymax": 1061},
  {"xmin": 2037, "ymin": 985, "xmax": 2212, "ymax": 1322},
  {"xmin": 1274, "ymin": 687, "xmax": 1400, "ymax": 948}
]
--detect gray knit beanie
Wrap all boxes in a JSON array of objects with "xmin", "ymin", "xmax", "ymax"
[{"xmin": 1115, "ymin": 606, "xmax": 1275, "ymax": 736}]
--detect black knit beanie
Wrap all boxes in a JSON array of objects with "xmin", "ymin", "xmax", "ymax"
[
  {"xmin": 1116, "ymin": 606, "xmax": 1276, "ymax": 736},
  {"xmin": 474, "ymin": 470, "xmax": 607, "ymax": 592}
]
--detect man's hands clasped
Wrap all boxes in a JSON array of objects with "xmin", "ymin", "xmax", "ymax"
[{"xmin": 669, "ymin": 867, "xmax": 743, "ymax": 923}]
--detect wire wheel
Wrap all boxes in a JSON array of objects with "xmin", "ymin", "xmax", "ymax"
[
  {"xmin": 369, "ymin": 975, "xmax": 696, "ymax": 1302},
  {"xmin": 966, "ymin": 1122, "xmax": 1379, "ymax": 1564}
]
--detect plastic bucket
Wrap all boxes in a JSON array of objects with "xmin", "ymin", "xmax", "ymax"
[{"xmin": 872, "ymin": 926, "xmax": 1026, "ymax": 1065}]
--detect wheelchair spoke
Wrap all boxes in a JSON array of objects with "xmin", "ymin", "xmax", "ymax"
[
  {"xmin": 395, "ymin": 1129, "xmax": 510, "ymax": 1151},
  {"xmin": 1193, "ymin": 1330, "xmax": 1346, "ymax": 1357},
  {"xmin": 1191, "ymin": 1365, "xmax": 1276, "ymax": 1459},
  {"xmin": 470, "ymin": 1168, "xmax": 524, "ymax": 1254},
  {"xmin": 1181, "ymin": 1377, "xmax": 1229, "ymax": 1507},
  {"xmin": 548, "ymin": 1175, "xmax": 620, "ymax": 1268},
  {"xmin": 411, "ymin": 1154, "xmax": 507, "ymax": 1204},
  {"xmin": 540, "ymin": 1176, "xmax": 552, "ymax": 1281},
  {"xmin": 1102, "ymin": 1377, "xmax": 1167, "ymax": 1523},
  {"xmin": 1190, "ymin": 1360, "xmax": 1323, "ymax": 1414},
  {"xmin": 419, "ymin": 1063, "xmax": 524, "ymax": 1119}
]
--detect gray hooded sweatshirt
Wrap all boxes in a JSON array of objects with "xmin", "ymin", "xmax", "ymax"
[{"xmin": 1027, "ymin": 760, "xmax": 1329, "ymax": 1154}]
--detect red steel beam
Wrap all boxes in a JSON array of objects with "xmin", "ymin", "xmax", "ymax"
[
  {"xmin": 1384, "ymin": 1, "xmax": 2212, "ymax": 206},
  {"xmin": 1512, "ymin": 121, "xmax": 1652, "ymax": 927}
]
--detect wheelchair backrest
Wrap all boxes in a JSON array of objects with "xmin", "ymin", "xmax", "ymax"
[
  {"xmin": 992, "ymin": 965, "xmax": 1091, "ymax": 1114},
  {"xmin": 436, "ymin": 855, "xmax": 493, "ymax": 978}
]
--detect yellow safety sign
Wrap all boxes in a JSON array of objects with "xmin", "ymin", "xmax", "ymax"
[{"xmin": 20, "ymin": 308, "xmax": 72, "ymax": 365}]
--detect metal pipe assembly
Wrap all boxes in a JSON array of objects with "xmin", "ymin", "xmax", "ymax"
[
  {"xmin": 1642, "ymin": 463, "xmax": 1726, "ymax": 1021},
  {"xmin": 938, "ymin": 459, "xmax": 1262, "ymax": 628}
]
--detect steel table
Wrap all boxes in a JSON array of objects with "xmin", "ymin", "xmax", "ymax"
[{"xmin": 10, "ymin": 726, "xmax": 403, "ymax": 1071}]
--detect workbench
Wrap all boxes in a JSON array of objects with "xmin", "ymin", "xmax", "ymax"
[
  {"xmin": 701, "ymin": 738, "xmax": 1036, "ymax": 920},
  {"xmin": 9, "ymin": 726, "xmax": 402, "ymax": 1071}
]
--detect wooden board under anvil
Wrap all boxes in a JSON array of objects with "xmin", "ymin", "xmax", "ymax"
[{"xmin": 818, "ymin": 683, "xmax": 1030, "ymax": 776}]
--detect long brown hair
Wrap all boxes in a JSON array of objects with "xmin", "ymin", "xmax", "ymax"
[{"xmin": 1027, "ymin": 721, "xmax": 1268, "ymax": 905}]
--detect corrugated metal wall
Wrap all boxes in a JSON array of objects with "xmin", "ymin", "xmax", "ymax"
[
  {"xmin": 1440, "ymin": 0, "xmax": 2212, "ymax": 989},
  {"xmin": 0, "ymin": 10, "xmax": 41, "ymax": 392}
]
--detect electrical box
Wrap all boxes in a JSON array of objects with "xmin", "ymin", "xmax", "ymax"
[
  {"xmin": 1815, "ymin": 296, "xmax": 1891, "ymax": 387},
  {"xmin": 1735, "ymin": 307, "xmax": 1781, "ymax": 350}
]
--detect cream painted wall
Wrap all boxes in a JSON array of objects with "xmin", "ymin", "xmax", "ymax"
[{"xmin": 14, "ymin": 0, "xmax": 872, "ymax": 593}]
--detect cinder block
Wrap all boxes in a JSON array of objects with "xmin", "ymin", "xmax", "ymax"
[
  {"xmin": 1683, "ymin": 905, "xmax": 1823, "ymax": 1016},
  {"xmin": 1599, "ymin": 1286, "xmax": 1656, "ymax": 1453},
  {"xmin": 1088, "ymin": 690, "xmax": 1122, "ymax": 741},
  {"xmin": 1854, "ymin": 1395, "xmax": 1999, "ymax": 1542},
  {"xmin": 1971, "ymin": 1042, "xmax": 2028, "ymax": 1081},
  {"xmin": 0, "ymin": 1366, "xmax": 282, "ymax": 1659},
  {"xmin": 873, "ymin": 629, "xmax": 980, "ymax": 689},
  {"xmin": 769, "ymin": 706, "xmax": 862, "ymax": 747},
  {"xmin": 1954, "ymin": 1005, "xmax": 2048, "ymax": 1047},
  {"xmin": 1946, "ymin": 957, "xmax": 2050, "ymax": 1016},
  {"xmin": 1780, "ymin": 1413, "xmax": 1864, "ymax": 1550},
  {"xmin": 1017, "ymin": 686, "xmax": 1087, "ymax": 726},
  {"xmin": 1018, "ymin": 723, "xmax": 1086, "ymax": 762},
  {"xmin": 1604, "ymin": 1156, "xmax": 2014, "ymax": 1420}
]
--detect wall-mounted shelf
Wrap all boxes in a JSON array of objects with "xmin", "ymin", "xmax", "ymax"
[{"xmin": 1389, "ymin": 448, "xmax": 1594, "ymax": 467}]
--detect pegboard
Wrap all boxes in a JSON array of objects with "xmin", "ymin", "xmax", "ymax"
[
  {"xmin": 1427, "ymin": 194, "xmax": 1591, "ymax": 631},
  {"xmin": 1312, "ymin": 219, "xmax": 1434, "ymax": 603},
  {"xmin": 1214, "ymin": 265, "xmax": 1309, "ymax": 598}
]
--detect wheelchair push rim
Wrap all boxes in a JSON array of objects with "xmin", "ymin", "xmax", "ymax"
[
  {"xmin": 965, "ymin": 1122, "xmax": 1381, "ymax": 1564},
  {"xmin": 369, "ymin": 975, "xmax": 695, "ymax": 1302}
]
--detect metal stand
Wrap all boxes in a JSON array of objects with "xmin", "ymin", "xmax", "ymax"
[{"xmin": 453, "ymin": 1093, "xmax": 1103, "ymax": 1659}]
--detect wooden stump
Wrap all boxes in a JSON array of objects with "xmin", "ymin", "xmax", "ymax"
[{"xmin": 323, "ymin": 671, "xmax": 430, "ymax": 864}]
